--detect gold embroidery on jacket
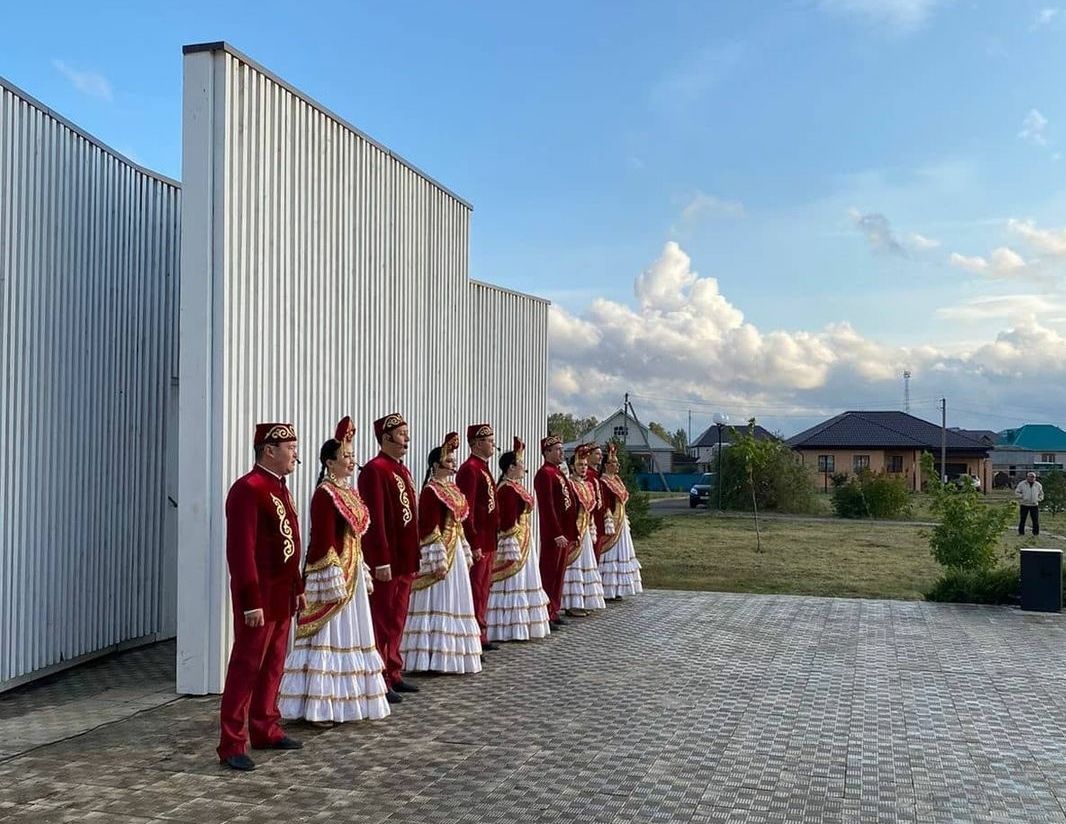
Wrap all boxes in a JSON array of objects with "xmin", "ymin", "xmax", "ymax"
[
  {"xmin": 482, "ymin": 470, "xmax": 497, "ymax": 513},
  {"xmin": 394, "ymin": 473, "xmax": 413, "ymax": 526},
  {"xmin": 270, "ymin": 494, "xmax": 296, "ymax": 562},
  {"xmin": 559, "ymin": 475, "xmax": 572, "ymax": 510}
]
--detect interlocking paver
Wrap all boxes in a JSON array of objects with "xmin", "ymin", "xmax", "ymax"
[{"xmin": 2, "ymin": 591, "xmax": 1066, "ymax": 822}]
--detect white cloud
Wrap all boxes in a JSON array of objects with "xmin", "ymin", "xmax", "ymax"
[
  {"xmin": 1019, "ymin": 109, "xmax": 1049, "ymax": 146},
  {"xmin": 907, "ymin": 233, "xmax": 940, "ymax": 250},
  {"xmin": 849, "ymin": 209, "xmax": 939, "ymax": 256},
  {"xmin": 52, "ymin": 59, "xmax": 113, "ymax": 102},
  {"xmin": 948, "ymin": 247, "xmax": 1027, "ymax": 278},
  {"xmin": 936, "ymin": 294, "xmax": 1064, "ymax": 321},
  {"xmin": 680, "ymin": 191, "xmax": 746, "ymax": 222},
  {"xmin": 818, "ymin": 0, "xmax": 946, "ymax": 30},
  {"xmin": 549, "ymin": 243, "xmax": 1066, "ymax": 435},
  {"xmin": 1034, "ymin": 7, "xmax": 1060, "ymax": 27},
  {"xmin": 1008, "ymin": 218, "xmax": 1066, "ymax": 256}
]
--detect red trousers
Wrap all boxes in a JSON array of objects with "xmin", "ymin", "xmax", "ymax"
[
  {"xmin": 539, "ymin": 542, "xmax": 570, "ymax": 621},
  {"xmin": 217, "ymin": 612, "xmax": 291, "ymax": 760},
  {"xmin": 369, "ymin": 573, "xmax": 413, "ymax": 687},
  {"xmin": 469, "ymin": 542, "xmax": 496, "ymax": 643}
]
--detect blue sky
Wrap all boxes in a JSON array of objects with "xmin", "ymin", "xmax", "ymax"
[{"xmin": 4, "ymin": 1, "xmax": 1066, "ymax": 434}]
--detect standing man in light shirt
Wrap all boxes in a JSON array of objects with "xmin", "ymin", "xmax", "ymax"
[{"xmin": 1015, "ymin": 471, "xmax": 1045, "ymax": 536}]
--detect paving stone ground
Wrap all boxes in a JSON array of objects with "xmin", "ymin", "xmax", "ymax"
[{"xmin": 1, "ymin": 590, "xmax": 1066, "ymax": 823}]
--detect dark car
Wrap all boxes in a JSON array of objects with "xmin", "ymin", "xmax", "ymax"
[{"xmin": 689, "ymin": 472, "xmax": 715, "ymax": 508}]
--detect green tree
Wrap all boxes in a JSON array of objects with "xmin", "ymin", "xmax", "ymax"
[
  {"xmin": 920, "ymin": 452, "xmax": 1011, "ymax": 572},
  {"xmin": 671, "ymin": 427, "xmax": 689, "ymax": 454},
  {"xmin": 1042, "ymin": 469, "xmax": 1066, "ymax": 515},
  {"xmin": 648, "ymin": 421, "xmax": 672, "ymax": 444},
  {"xmin": 611, "ymin": 439, "xmax": 663, "ymax": 539},
  {"xmin": 547, "ymin": 412, "xmax": 599, "ymax": 443},
  {"xmin": 717, "ymin": 420, "xmax": 815, "ymax": 514}
]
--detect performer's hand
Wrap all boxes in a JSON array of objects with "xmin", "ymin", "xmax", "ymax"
[
  {"xmin": 554, "ymin": 535, "xmax": 569, "ymax": 548},
  {"xmin": 244, "ymin": 609, "xmax": 265, "ymax": 627},
  {"xmin": 473, "ymin": 548, "xmax": 483, "ymax": 561},
  {"xmin": 296, "ymin": 594, "xmax": 307, "ymax": 611},
  {"xmin": 434, "ymin": 568, "xmax": 447, "ymax": 580},
  {"xmin": 374, "ymin": 565, "xmax": 392, "ymax": 582}
]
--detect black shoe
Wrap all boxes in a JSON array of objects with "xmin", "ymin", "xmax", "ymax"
[
  {"xmin": 222, "ymin": 754, "xmax": 256, "ymax": 771},
  {"xmin": 482, "ymin": 641, "xmax": 500, "ymax": 651},
  {"xmin": 255, "ymin": 735, "xmax": 302, "ymax": 750},
  {"xmin": 610, "ymin": 596, "xmax": 623, "ymax": 601},
  {"xmin": 565, "ymin": 608, "xmax": 589, "ymax": 618},
  {"xmin": 386, "ymin": 690, "xmax": 403, "ymax": 704},
  {"xmin": 550, "ymin": 617, "xmax": 566, "ymax": 627},
  {"xmin": 393, "ymin": 680, "xmax": 420, "ymax": 694}
]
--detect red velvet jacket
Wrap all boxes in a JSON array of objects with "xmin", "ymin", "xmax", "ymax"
[
  {"xmin": 224, "ymin": 465, "xmax": 305, "ymax": 621},
  {"xmin": 533, "ymin": 462, "xmax": 578, "ymax": 549},
  {"xmin": 585, "ymin": 466, "xmax": 607, "ymax": 546},
  {"xmin": 418, "ymin": 480, "xmax": 471, "ymax": 542},
  {"xmin": 497, "ymin": 480, "xmax": 533, "ymax": 534},
  {"xmin": 304, "ymin": 482, "xmax": 369, "ymax": 567},
  {"xmin": 456, "ymin": 454, "xmax": 499, "ymax": 553},
  {"xmin": 357, "ymin": 453, "xmax": 420, "ymax": 576}
]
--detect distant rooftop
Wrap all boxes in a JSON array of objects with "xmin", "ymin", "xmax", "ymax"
[
  {"xmin": 997, "ymin": 424, "xmax": 1066, "ymax": 451},
  {"xmin": 787, "ymin": 411, "xmax": 991, "ymax": 452}
]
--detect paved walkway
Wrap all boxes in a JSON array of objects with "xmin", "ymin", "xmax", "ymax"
[{"xmin": 2, "ymin": 591, "xmax": 1066, "ymax": 823}]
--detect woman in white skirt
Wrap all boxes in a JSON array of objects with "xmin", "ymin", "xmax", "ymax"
[
  {"xmin": 400, "ymin": 433, "xmax": 483, "ymax": 674},
  {"xmin": 279, "ymin": 416, "xmax": 391, "ymax": 727},
  {"xmin": 597, "ymin": 442, "xmax": 644, "ymax": 600},
  {"xmin": 561, "ymin": 444, "xmax": 606, "ymax": 617},
  {"xmin": 487, "ymin": 437, "xmax": 551, "ymax": 642}
]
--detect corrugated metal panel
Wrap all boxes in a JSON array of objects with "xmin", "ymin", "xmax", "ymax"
[
  {"xmin": 0, "ymin": 77, "xmax": 181, "ymax": 690},
  {"xmin": 178, "ymin": 45, "xmax": 548, "ymax": 694}
]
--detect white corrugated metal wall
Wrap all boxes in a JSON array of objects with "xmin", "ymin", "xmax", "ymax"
[
  {"xmin": 0, "ymin": 78, "xmax": 181, "ymax": 690},
  {"xmin": 178, "ymin": 44, "xmax": 548, "ymax": 694}
]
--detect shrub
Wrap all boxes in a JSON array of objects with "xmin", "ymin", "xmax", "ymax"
[
  {"xmin": 925, "ymin": 566, "xmax": 1019, "ymax": 604},
  {"xmin": 832, "ymin": 480, "xmax": 868, "ymax": 518},
  {"xmin": 1042, "ymin": 469, "xmax": 1066, "ymax": 515},
  {"xmin": 718, "ymin": 422, "xmax": 816, "ymax": 514},
  {"xmin": 831, "ymin": 472, "xmax": 912, "ymax": 519},
  {"xmin": 920, "ymin": 452, "xmax": 1012, "ymax": 572}
]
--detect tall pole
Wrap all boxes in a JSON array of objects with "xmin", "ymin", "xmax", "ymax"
[
  {"xmin": 688, "ymin": 410, "xmax": 692, "ymax": 450},
  {"xmin": 716, "ymin": 423, "xmax": 723, "ymax": 510},
  {"xmin": 940, "ymin": 397, "xmax": 947, "ymax": 483}
]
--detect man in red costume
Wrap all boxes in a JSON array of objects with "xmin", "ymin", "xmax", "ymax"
[
  {"xmin": 534, "ymin": 434, "xmax": 577, "ymax": 628},
  {"xmin": 218, "ymin": 423, "xmax": 307, "ymax": 772},
  {"xmin": 456, "ymin": 423, "xmax": 500, "ymax": 649},
  {"xmin": 358, "ymin": 413, "xmax": 421, "ymax": 702}
]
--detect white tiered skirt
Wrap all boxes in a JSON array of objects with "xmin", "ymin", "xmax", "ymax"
[
  {"xmin": 600, "ymin": 514, "xmax": 644, "ymax": 599},
  {"xmin": 487, "ymin": 536, "xmax": 551, "ymax": 642},
  {"xmin": 400, "ymin": 540, "xmax": 483, "ymax": 674},
  {"xmin": 561, "ymin": 527, "xmax": 606, "ymax": 611},
  {"xmin": 278, "ymin": 563, "xmax": 391, "ymax": 723}
]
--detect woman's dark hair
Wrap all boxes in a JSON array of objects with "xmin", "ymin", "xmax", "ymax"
[
  {"xmin": 317, "ymin": 438, "xmax": 342, "ymax": 485},
  {"xmin": 497, "ymin": 450, "xmax": 518, "ymax": 482},
  {"xmin": 423, "ymin": 446, "xmax": 444, "ymax": 487}
]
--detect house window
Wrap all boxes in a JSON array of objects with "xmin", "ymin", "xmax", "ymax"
[
  {"xmin": 613, "ymin": 425, "xmax": 628, "ymax": 439},
  {"xmin": 1042, "ymin": 453, "xmax": 1056, "ymax": 463},
  {"xmin": 817, "ymin": 455, "xmax": 835, "ymax": 473},
  {"xmin": 887, "ymin": 455, "xmax": 904, "ymax": 473},
  {"xmin": 853, "ymin": 455, "xmax": 870, "ymax": 473}
]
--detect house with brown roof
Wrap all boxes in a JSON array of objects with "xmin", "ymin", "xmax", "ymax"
[{"xmin": 787, "ymin": 411, "xmax": 992, "ymax": 492}]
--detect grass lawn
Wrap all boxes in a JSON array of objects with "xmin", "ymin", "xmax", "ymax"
[{"xmin": 635, "ymin": 510, "xmax": 1066, "ymax": 601}]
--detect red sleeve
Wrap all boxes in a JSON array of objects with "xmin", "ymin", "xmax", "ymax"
[
  {"xmin": 358, "ymin": 466, "xmax": 391, "ymax": 569},
  {"xmin": 225, "ymin": 480, "xmax": 262, "ymax": 612},
  {"xmin": 534, "ymin": 469, "xmax": 562, "ymax": 542},
  {"xmin": 305, "ymin": 487, "xmax": 341, "ymax": 567},
  {"xmin": 497, "ymin": 484, "xmax": 518, "ymax": 533},
  {"xmin": 418, "ymin": 487, "xmax": 444, "ymax": 542},
  {"xmin": 455, "ymin": 463, "xmax": 478, "ymax": 544}
]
